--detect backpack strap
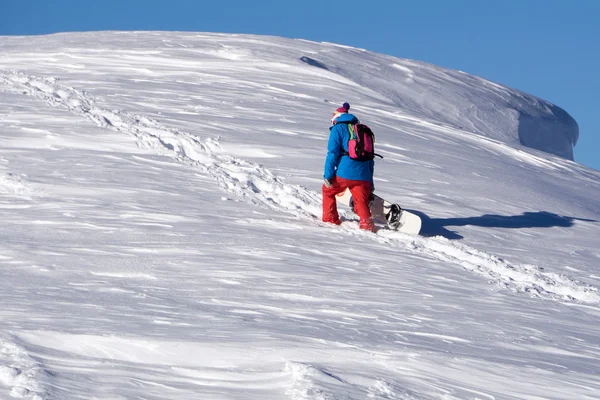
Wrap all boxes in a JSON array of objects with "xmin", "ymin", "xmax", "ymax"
[
  {"xmin": 347, "ymin": 123, "xmax": 357, "ymax": 141},
  {"xmin": 341, "ymin": 123, "xmax": 356, "ymax": 158}
]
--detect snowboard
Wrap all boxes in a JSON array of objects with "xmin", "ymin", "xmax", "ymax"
[{"xmin": 336, "ymin": 188, "xmax": 422, "ymax": 235}]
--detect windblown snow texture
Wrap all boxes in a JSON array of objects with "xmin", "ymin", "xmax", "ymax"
[{"xmin": 0, "ymin": 32, "xmax": 599, "ymax": 400}]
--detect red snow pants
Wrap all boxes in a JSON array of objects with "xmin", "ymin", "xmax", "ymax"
[{"xmin": 322, "ymin": 177, "xmax": 375, "ymax": 231}]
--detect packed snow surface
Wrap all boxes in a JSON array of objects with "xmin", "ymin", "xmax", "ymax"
[{"xmin": 0, "ymin": 31, "xmax": 599, "ymax": 399}]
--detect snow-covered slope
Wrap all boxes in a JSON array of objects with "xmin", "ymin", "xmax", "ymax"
[{"xmin": 0, "ymin": 32, "xmax": 599, "ymax": 400}]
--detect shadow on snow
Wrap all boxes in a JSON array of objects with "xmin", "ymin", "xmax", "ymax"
[{"xmin": 410, "ymin": 210, "xmax": 597, "ymax": 240}]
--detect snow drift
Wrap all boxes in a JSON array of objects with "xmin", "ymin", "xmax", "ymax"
[{"xmin": 301, "ymin": 52, "xmax": 579, "ymax": 160}]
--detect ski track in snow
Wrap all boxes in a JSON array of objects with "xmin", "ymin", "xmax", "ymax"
[
  {"xmin": 0, "ymin": 336, "xmax": 46, "ymax": 400},
  {"xmin": 1, "ymin": 70, "xmax": 599, "ymax": 307}
]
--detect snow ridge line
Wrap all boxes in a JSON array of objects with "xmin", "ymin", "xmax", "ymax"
[
  {"xmin": 1, "ymin": 71, "xmax": 598, "ymax": 306},
  {"xmin": 0, "ymin": 336, "xmax": 46, "ymax": 400}
]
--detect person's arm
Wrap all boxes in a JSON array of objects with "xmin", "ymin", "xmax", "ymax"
[
  {"xmin": 324, "ymin": 128, "xmax": 343, "ymax": 181},
  {"xmin": 369, "ymin": 159, "xmax": 375, "ymax": 191}
]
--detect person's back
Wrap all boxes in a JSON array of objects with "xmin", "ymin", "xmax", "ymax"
[
  {"xmin": 322, "ymin": 103, "xmax": 375, "ymax": 232},
  {"xmin": 325, "ymin": 114, "xmax": 375, "ymax": 185}
]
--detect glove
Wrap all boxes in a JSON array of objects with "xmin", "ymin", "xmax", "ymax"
[{"xmin": 324, "ymin": 178, "xmax": 333, "ymax": 188}]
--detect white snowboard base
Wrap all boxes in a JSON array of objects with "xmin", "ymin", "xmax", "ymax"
[{"xmin": 336, "ymin": 188, "xmax": 422, "ymax": 235}]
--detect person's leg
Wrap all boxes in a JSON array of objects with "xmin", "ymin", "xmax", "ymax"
[
  {"xmin": 348, "ymin": 180, "xmax": 375, "ymax": 231},
  {"xmin": 322, "ymin": 177, "xmax": 347, "ymax": 224}
]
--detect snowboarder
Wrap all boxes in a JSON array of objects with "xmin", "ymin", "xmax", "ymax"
[{"xmin": 322, "ymin": 103, "xmax": 376, "ymax": 232}]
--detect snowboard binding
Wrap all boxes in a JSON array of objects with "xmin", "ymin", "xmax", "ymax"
[
  {"xmin": 348, "ymin": 195, "xmax": 404, "ymax": 230},
  {"xmin": 338, "ymin": 189, "xmax": 420, "ymax": 234},
  {"xmin": 385, "ymin": 203, "xmax": 403, "ymax": 229}
]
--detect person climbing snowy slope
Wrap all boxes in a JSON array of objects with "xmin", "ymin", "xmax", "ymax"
[{"xmin": 322, "ymin": 103, "xmax": 376, "ymax": 232}]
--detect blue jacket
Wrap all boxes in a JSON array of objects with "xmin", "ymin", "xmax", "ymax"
[{"xmin": 323, "ymin": 113, "xmax": 374, "ymax": 186}]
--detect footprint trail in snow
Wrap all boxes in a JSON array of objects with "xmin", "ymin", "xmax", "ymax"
[{"xmin": 1, "ymin": 70, "xmax": 598, "ymax": 306}]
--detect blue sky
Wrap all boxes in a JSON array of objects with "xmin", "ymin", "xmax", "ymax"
[{"xmin": 2, "ymin": 0, "xmax": 599, "ymax": 170}]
